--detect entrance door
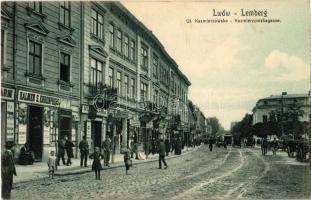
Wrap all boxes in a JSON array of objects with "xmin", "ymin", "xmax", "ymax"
[
  {"xmin": 28, "ymin": 106, "xmax": 43, "ymax": 161},
  {"xmin": 92, "ymin": 121, "xmax": 102, "ymax": 150}
]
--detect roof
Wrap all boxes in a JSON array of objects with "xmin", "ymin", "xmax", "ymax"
[{"xmin": 114, "ymin": 2, "xmax": 191, "ymax": 86}]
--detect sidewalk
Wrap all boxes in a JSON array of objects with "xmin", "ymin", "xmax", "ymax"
[{"xmin": 14, "ymin": 146, "xmax": 199, "ymax": 183}]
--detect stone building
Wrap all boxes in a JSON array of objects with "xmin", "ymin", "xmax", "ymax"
[
  {"xmin": 1, "ymin": 2, "xmax": 81, "ymax": 161},
  {"xmin": 252, "ymin": 93, "xmax": 311, "ymax": 125},
  {"xmin": 1, "ymin": 1, "xmax": 192, "ymax": 160}
]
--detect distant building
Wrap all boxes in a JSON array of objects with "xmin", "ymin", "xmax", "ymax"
[{"xmin": 252, "ymin": 93, "xmax": 311, "ymax": 125}]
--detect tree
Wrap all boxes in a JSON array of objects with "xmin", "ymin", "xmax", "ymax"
[{"xmin": 207, "ymin": 117, "xmax": 220, "ymax": 136}]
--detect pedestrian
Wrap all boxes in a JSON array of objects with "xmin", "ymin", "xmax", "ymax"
[
  {"xmin": 144, "ymin": 140, "xmax": 150, "ymax": 159},
  {"xmin": 208, "ymin": 138, "xmax": 213, "ymax": 152},
  {"xmin": 272, "ymin": 138, "xmax": 278, "ymax": 155},
  {"xmin": 175, "ymin": 138, "xmax": 182, "ymax": 155},
  {"xmin": 65, "ymin": 137, "xmax": 74, "ymax": 166},
  {"xmin": 123, "ymin": 149, "xmax": 132, "ymax": 175},
  {"xmin": 47, "ymin": 150, "xmax": 56, "ymax": 179},
  {"xmin": 102, "ymin": 137, "xmax": 112, "ymax": 167},
  {"xmin": 165, "ymin": 137, "xmax": 170, "ymax": 156},
  {"xmin": 89, "ymin": 147, "xmax": 104, "ymax": 180},
  {"xmin": 19, "ymin": 143, "xmax": 34, "ymax": 165},
  {"xmin": 1, "ymin": 141, "xmax": 17, "ymax": 199},
  {"xmin": 57, "ymin": 136, "xmax": 66, "ymax": 166},
  {"xmin": 261, "ymin": 138, "xmax": 268, "ymax": 156},
  {"xmin": 79, "ymin": 136, "xmax": 89, "ymax": 167},
  {"xmin": 158, "ymin": 139, "xmax": 168, "ymax": 169}
]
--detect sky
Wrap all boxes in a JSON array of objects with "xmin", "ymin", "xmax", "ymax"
[{"xmin": 122, "ymin": 0, "xmax": 310, "ymax": 130}]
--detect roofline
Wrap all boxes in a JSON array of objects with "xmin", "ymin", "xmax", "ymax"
[{"xmin": 114, "ymin": 2, "xmax": 191, "ymax": 86}]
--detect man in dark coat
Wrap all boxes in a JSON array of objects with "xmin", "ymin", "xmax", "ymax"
[
  {"xmin": 65, "ymin": 137, "xmax": 74, "ymax": 166},
  {"xmin": 57, "ymin": 137, "xmax": 66, "ymax": 166},
  {"xmin": 102, "ymin": 137, "xmax": 112, "ymax": 167},
  {"xmin": 158, "ymin": 139, "xmax": 168, "ymax": 169},
  {"xmin": 209, "ymin": 138, "xmax": 213, "ymax": 152},
  {"xmin": 2, "ymin": 142, "xmax": 17, "ymax": 199},
  {"xmin": 79, "ymin": 136, "xmax": 89, "ymax": 167},
  {"xmin": 164, "ymin": 137, "xmax": 170, "ymax": 156}
]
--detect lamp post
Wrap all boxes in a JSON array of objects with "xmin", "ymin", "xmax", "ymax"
[{"xmin": 281, "ymin": 92, "xmax": 287, "ymax": 137}]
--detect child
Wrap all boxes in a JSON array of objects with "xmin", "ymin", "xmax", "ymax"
[
  {"xmin": 89, "ymin": 147, "xmax": 104, "ymax": 180},
  {"xmin": 47, "ymin": 151, "xmax": 56, "ymax": 179},
  {"xmin": 124, "ymin": 149, "xmax": 132, "ymax": 175}
]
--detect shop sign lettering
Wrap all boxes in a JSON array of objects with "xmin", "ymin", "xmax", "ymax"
[
  {"xmin": 1, "ymin": 88, "xmax": 14, "ymax": 100},
  {"xmin": 18, "ymin": 90, "xmax": 60, "ymax": 106}
]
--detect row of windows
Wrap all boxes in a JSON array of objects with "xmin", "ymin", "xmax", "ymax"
[
  {"xmin": 109, "ymin": 23, "xmax": 136, "ymax": 62},
  {"xmin": 29, "ymin": 2, "xmax": 71, "ymax": 28},
  {"xmin": 28, "ymin": 40, "xmax": 71, "ymax": 83}
]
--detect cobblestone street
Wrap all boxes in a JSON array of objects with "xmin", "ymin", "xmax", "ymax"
[{"xmin": 11, "ymin": 146, "xmax": 311, "ymax": 199}]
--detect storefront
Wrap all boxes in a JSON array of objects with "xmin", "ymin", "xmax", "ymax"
[
  {"xmin": 1, "ymin": 87, "xmax": 15, "ymax": 150},
  {"xmin": 17, "ymin": 89, "xmax": 80, "ymax": 161}
]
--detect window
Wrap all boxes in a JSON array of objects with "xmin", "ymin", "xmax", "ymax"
[
  {"xmin": 140, "ymin": 44, "xmax": 148, "ymax": 71},
  {"xmin": 116, "ymin": 71, "xmax": 121, "ymax": 95},
  {"xmin": 116, "ymin": 29, "xmax": 122, "ymax": 52},
  {"xmin": 1, "ymin": 30, "xmax": 5, "ymax": 67},
  {"xmin": 263, "ymin": 115, "xmax": 268, "ymax": 123},
  {"xmin": 29, "ymin": 1, "xmax": 42, "ymax": 13},
  {"xmin": 90, "ymin": 58, "xmax": 103, "ymax": 85},
  {"xmin": 124, "ymin": 35, "xmax": 129, "ymax": 58},
  {"xmin": 60, "ymin": 2, "xmax": 71, "ymax": 27},
  {"xmin": 140, "ymin": 82, "xmax": 148, "ymax": 101},
  {"xmin": 124, "ymin": 75, "xmax": 129, "ymax": 97},
  {"xmin": 91, "ymin": 9, "xmax": 104, "ymax": 40},
  {"xmin": 154, "ymin": 90, "xmax": 158, "ymax": 106},
  {"xmin": 60, "ymin": 52, "xmax": 70, "ymax": 83},
  {"xmin": 109, "ymin": 23, "xmax": 114, "ymax": 48},
  {"xmin": 108, "ymin": 67, "xmax": 114, "ymax": 87},
  {"xmin": 153, "ymin": 56, "xmax": 158, "ymax": 78},
  {"xmin": 130, "ymin": 78, "xmax": 135, "ymax": 98},
  {"xmin": 28, "ymin": 41, "xmax": 42, "ymax": 76},
  {"xmin": 130, "ymin": 40, "xmax": 136, "ymax": 61}
]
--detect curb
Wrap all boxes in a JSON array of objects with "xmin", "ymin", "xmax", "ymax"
[{"xmin": 15, "ymin": 147, "xmax": 200, "ymax": 183}]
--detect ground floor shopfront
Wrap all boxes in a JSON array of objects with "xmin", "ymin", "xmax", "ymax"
[{"xmin": 1, "ymin": 86, "xmax": 80, "ymax": 162}]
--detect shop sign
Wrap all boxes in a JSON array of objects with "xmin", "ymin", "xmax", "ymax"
[
  {"xmin": 1, "ymin": 88, "xmax": 14, "ymax": 100},
  {"xmin": 6, "ymin": 102, "xmax": 14, "ymax": 141},
  {"xmin": 43, "ymin": 126, "xmax": 50, "ymax": 145},
  {"xmin": 18, "ymin": 90, "xmax": 60, "ymax": 107},
  {"xmin": 18, "ymin": 124, "xmax": 27, "ymax": 144}
]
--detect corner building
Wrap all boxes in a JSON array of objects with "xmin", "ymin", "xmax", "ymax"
[
  {"xmin": 1, "ymin": 2, "xmax": 81, "ymax": 161},
  {"xmin": 1, "ymin": 1, "xmax": 191, "ymax": 160}
]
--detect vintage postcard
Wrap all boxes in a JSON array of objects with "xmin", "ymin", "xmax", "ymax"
[{"xmin": 1, "ymin": 0, "xmax": 310, "ymax": 199}]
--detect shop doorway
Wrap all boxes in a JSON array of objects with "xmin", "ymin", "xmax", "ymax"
[
  {"xmin": 59, "ymin": 109, "xmax": 72, "ymax": 140},
  {"xmin": 28, "ymin": 106, "xmax": 43, "ymax": 161},
  {"xmin": 1, "ymin": 102, "xmax": 7, "ymax": 150},
  {"xmin": 92, "ymin": 121, "xmax": 102, "ymax": 150}
]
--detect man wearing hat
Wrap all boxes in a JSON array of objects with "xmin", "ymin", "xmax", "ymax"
[{"xmin": 1, "ymin": 141, "xmax": 17, "ymax": 199}]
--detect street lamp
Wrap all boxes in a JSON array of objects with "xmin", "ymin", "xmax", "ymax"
[{"xmin": 281, "ymin": 92, "xmax": 287, "ymax": 137}]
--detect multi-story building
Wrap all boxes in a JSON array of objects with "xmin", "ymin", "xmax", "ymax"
[
  {"xmin": 1, "ymin": 1, "xmax": 191, "ymax": 160},
  {"xmin": 252, "ymin": 93, "xmax": 311, "ymax": 125},
  {"xmin": 1, "ymin": 2, "xmax": 81, "ymax": 160}
]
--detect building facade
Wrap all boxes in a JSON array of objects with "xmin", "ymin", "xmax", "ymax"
[
  {"xmin": 1, "ymin": 1, "xmax": 191, "ymax": 161},
  {"xmin": 252, "ymin": 93, "xmax": 311, "ymax": 125}
]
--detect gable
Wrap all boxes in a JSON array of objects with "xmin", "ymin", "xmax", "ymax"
[
  {"xmin": 25, "ymin": 22, "xmax": 49, "ymax": 36},
  {"xmin": 89, "ymin": 45, "xmax": 108, "ymax": 57},
  {"xmin": 1, "ymin": 8, "xmax": 11, "ymax": 21},
  {"xmin": 57, "ymin": 35, "xmax": 76, "ymax": 47}
]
